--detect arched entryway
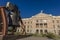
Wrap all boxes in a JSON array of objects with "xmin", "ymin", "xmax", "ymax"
[
  {"xmin": 40, "ymin": 30, "xmax": 43, "ymax": 34},
  {"xmin": 36, "ymin": 29, "xmax": 39, "ymax": 34}
]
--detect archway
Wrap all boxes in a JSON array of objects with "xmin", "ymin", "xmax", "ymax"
[{"xmin": 36, "ymin": 29, "xmax": 39, "ymax": 34}]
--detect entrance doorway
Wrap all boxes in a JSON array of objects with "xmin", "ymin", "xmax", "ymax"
[{"xmin": 36, "ymin": 29, "xmax": 39, "ymax": 34}]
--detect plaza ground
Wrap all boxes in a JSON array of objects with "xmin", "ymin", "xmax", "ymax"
[{"xmin": 16, "ymin": 36, "xmax": 55, "ymax": 40}]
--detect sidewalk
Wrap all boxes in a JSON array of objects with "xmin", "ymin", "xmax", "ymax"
[{"xmin": 16, "ymin": 36, "xmax": 54, "ymax": 40}]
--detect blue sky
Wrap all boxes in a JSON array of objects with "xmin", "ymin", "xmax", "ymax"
[{"xmin": 0, "ymin": 0, "xmax": 60, "ymax": 18}]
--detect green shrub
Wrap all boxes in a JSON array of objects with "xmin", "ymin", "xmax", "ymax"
[
  {"xmin": 46, "ymin": 33, "xmax": 56, "ymax": 39},
  {"xmin": 25, "ymin": 33, "xmax": 60, "ymax": 40},
  {"xmin": 32, "ymin": 34, "xmax": 42, "ymax": 37},
  {"xmin": 14, "ymin": 32, "xmax": 21, "ymax": 35},
  {"xmin": 42, "ymin": 34, "xmax": 47, "ymax": 37}
]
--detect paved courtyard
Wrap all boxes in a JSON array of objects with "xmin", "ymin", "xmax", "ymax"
[{"xmin": 16, "ymin": 36, "xmax": 55, "ymax": 40}]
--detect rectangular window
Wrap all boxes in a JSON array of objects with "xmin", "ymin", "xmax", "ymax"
[
  {"xmin": 36, "ymin": 23, "xmax": 39, "ymax": 28},
  {"xmin": 44, "ymin": 23, "xmax": 47, "ymax": 28},
  {"xmin": 40, "ymin": 23, "xmax": 43, "ymax": 28},
  {"xmin": 57, "ymin": 25, "xmax": 60, "ymax": 28},
  {"xmin": 44, "ymin": 23, "xmax": 47, "ymax": 25},
  {"xmin": 57, "ymin": 20, "xmax": 59, "ymax": 23}
]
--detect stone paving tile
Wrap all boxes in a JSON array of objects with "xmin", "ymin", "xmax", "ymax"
[{"xmin": 16, "ymin": 36, "xmax": 54, "ymax": 40}]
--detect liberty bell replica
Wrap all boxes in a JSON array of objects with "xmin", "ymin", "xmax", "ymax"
[{"xmin": 0, "ymin": 2, "xmax": 25, "ymax": 36}]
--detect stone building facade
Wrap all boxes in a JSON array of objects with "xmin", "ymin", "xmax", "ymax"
[{"xmin": 17, "ymin": 11, "xmax": 60, "ymax": 35}]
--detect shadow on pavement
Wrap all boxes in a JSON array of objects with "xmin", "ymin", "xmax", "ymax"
[
  {"xmin": 16, "ymin": 35, "xmax": 32, "ymax": 39},
  {"xmin": 2, "ymin": 35, "xmax": 32, "ymax": 40}
]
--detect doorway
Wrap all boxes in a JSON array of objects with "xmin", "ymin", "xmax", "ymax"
[{"xmin": 36, "ymin": 29, "xmax": 39, "ymax": 34}]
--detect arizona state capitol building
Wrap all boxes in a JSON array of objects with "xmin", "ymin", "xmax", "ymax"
[{"xmin": 17, "ymin": 10, "xmax": 60, "ymax": 35}]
